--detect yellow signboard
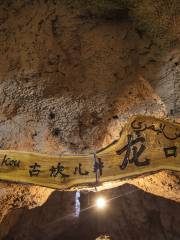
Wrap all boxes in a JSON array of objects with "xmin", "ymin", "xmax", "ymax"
[{"xmin": 0, "ymin": 116, "xmax": 179, "ymax": 190}]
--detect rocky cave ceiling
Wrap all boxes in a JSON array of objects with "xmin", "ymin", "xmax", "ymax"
[{"xmin": 0, "ymin": 0, "xmax": 179, "ymax": 239}]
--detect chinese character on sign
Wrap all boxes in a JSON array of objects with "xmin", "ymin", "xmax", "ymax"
[
  {"xmin": 29, "ymin": 163, "xmax": 41, "ymax": 176},
  {"xmin": 74, "ymin": 163, "xmax": 89, "ymax": 176},
  {"xmin": 94, "ymin": 157, "xmax": 104, "ymax": 176},
  {"xmin": 116, "ymin": 134, "xmax": 150, "ymax": 170},
  {"xmin": 164, "ymin": 146, "xmax": 177, "ymax": 158},
  {"xmin": 49, "ymin": 162, "xmax": 69, "ymax": 180}
]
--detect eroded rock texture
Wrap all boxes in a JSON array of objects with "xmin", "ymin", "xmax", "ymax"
[
  {"xmin": 0, "ymin": 0, "xmax": 179, "ymax": 153},
  {"xmin": 2, "ymin": 182, "xmax": 180, "ymax": 240},
  {"xmin": 0, "ymin": 0, "xmax": 179, "ymax": 239}
]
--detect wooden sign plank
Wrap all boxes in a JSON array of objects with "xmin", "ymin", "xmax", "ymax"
[{"xmin": 0, "ymin": 116, "xmax": 179, "ymax": 190}]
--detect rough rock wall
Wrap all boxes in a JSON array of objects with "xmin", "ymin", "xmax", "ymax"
[
  {"xmin": 0, "ymin": 0, "xmax": 179, "ymax": 155},
  {"xmin": 2, "ymin": 180, "xmax": 180, "ymax": 240},
  {"xmin": 0, "ymin": 191, "xmax": 75, "ymax": 240}
]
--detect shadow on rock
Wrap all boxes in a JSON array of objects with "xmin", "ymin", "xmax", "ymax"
[{"xmin": 2, "ymin": 184, "xmax": 180, "ymax": 240}]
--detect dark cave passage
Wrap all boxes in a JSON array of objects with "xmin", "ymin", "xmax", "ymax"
[{"xmin": 1, "ymin": 184, "xmax": 180, "ymax": 240}]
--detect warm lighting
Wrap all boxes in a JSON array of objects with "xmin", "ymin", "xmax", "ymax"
[{"xmin": 96, "ymin": 197, "xmax": 106, "ymax": 209}]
